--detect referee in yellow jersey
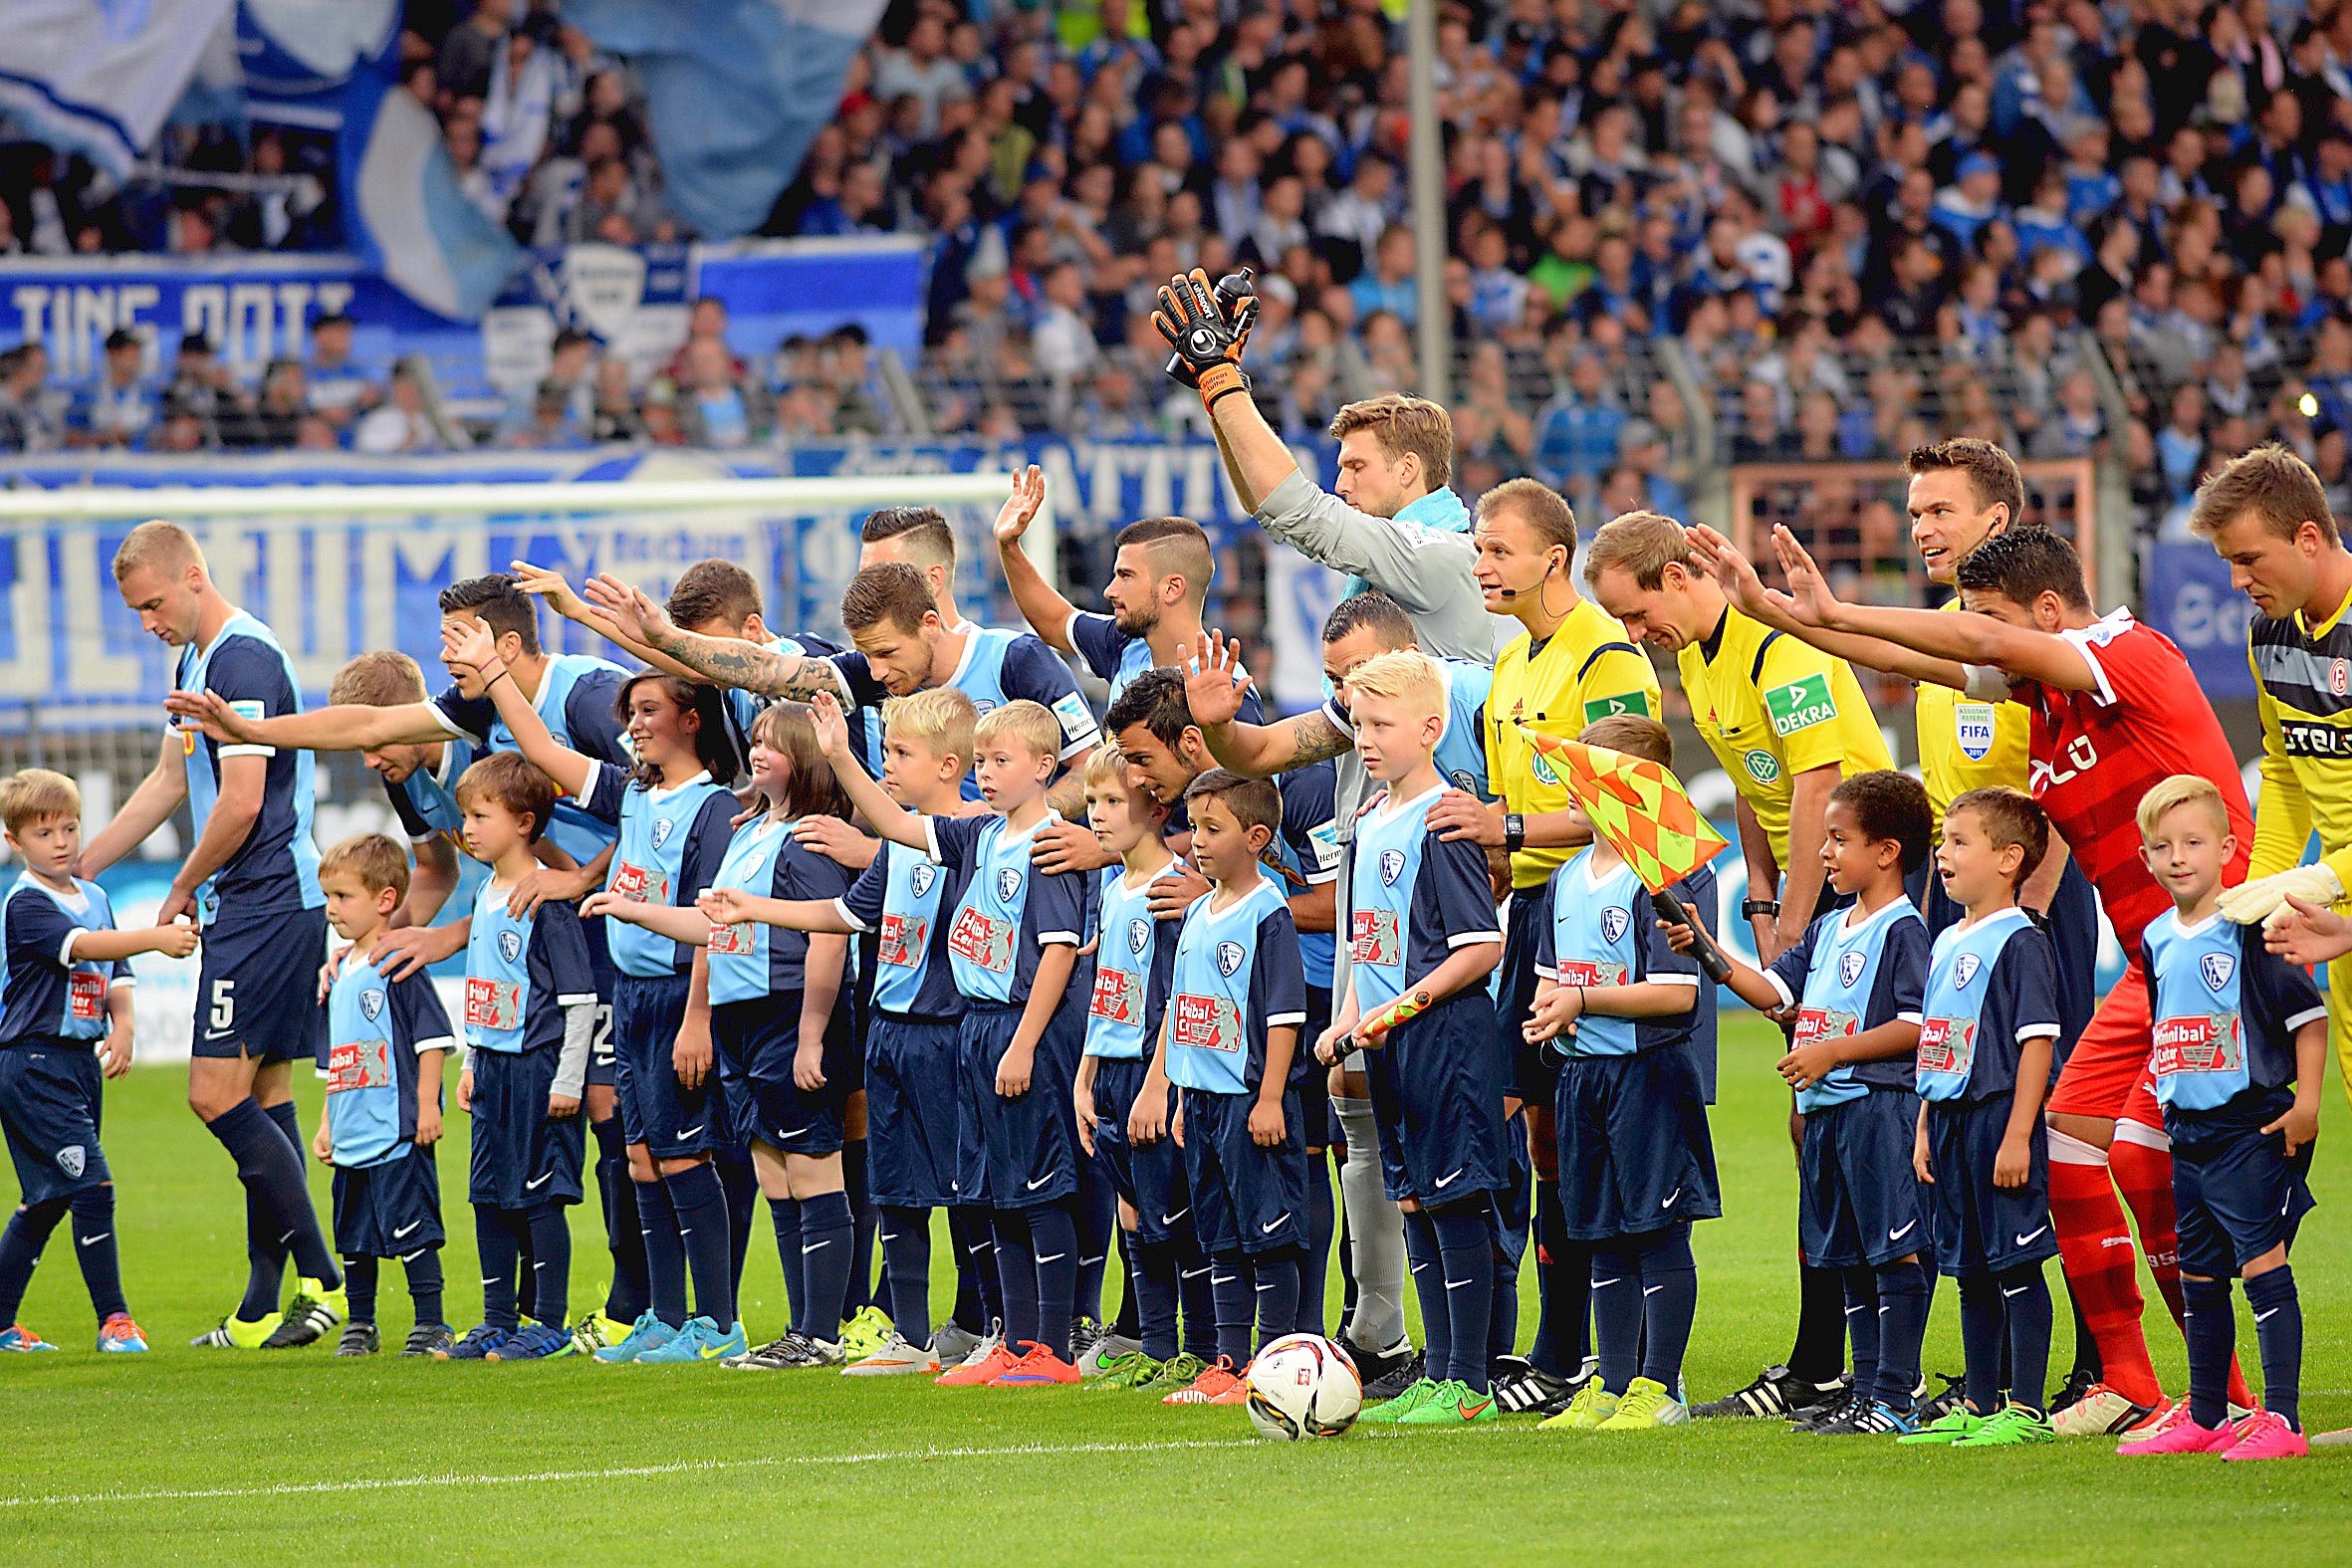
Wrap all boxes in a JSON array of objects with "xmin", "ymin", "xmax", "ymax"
[
  {"xmin": 1583, "ymin": 509, "xmax": 1897, "ymax": 1422},
  {"xmin": 2193, "ymin": 445, "xmax": 2352, "ymax": 1100},
  {"xmin": 1423, "ymin": 479, "xmax": 1659, "ymax": 1411}
]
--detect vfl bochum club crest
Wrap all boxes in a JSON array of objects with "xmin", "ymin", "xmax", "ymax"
[
  {"xmin": 1839, "ymin": 952, "xmax": 1866, "ymax": 988},
  {"xmin": 56, "ymin": 1145, "xmax": 84, "ymax": 1179},
  {"xmin": 1217, "ymin": 940, "xmax": 1246, "ymax": 977},
  {"xmin": 1128, "ymin": 918, "xmax": 1151, "ymax": 955},
  {"xmin": 1954, "ymin": 952, "xmax": 1982, "ymax": 989},
  {"xmin": 910, "ymin": 863, "xmax": 936, "ymax": 898},
  {"xmin": 1379, "ymin": 849, "xmax": 1406, "ymax": 886},
  {"xmin": 1601, "ymin": 907, "xmax": 1629, "ymax": 944},
  {"xmin": 499, "ymin": 930, "xmax": 523, "ymax": 964},
  {"xmin": 651, "ymin": 818, "xmax": 674, "ymax": 849},
  {"xmin": 997, "ymin": 868, "xmax": 1023, "ymax": 902},
  {"xmin": 360, "ymin": 989, "xmax": 385, "ymax": 1021},
  {"xmin": 2203, "ymin": 952, "xmax": 2235, "ymax": 993}
]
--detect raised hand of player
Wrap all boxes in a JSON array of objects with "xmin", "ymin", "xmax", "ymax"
[
  {"xmin": 100, "ymin": 1023, "xmax": 131, "ymax": 1079},
  {"xmin": 996, "ymin": 1041, "xmax": 1034, "ymax": 1099},
  {"xmin": 673, "ymin": 1013, "xmax": 712, "ymax": 1090},
  {"xmin": 2264, "ymin": 893, "xmax": 2352, "ymax": 966},
  {"xmin": 794, "ymin": 812, "xmax": 878, "ymax": 870},
  {"xmin": 808, "ymin": 691, "xmax": 851, "ymax": 763},
  {"xmin": 1689, "ymin": 524, "xmax": 1800, "ymax": 623},
  {"xmin": 507, "ymin": 560, "xmax": 591, "ymax": 623},
  {"xmin": 1769, "ymin": 525, "xmax": 1845, "ymax": 628},
  {"xmin": 441, "ymin": 616, "xmax": 503, "ymax": 683},
  {"xmin": 1153, "ymin": 268, "xmax": 1251, "ymax": 389},
  {"xmin": 582, "ymin": 572, "xmax": 668, "ymax": 645},
  {"xmin": 1146, "ymin": 857, "xmax": 1212, "ymax": 919},
  {"xmin": 161, "ymin": 688, "xmax": 256, "ymax": 743},
  {"xmin": 992, "ymin": 463, "xmax": 1047, "ymax": 545},
  {"xmin": 1179, "ymin": 630, "xmax": 1251, "ymax": 730},
  {"xmin": 1033, "ymin": 816, "xmax": 1114, "ymax": 874}
]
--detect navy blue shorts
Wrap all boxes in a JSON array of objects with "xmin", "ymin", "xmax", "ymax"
[
  {"xmin": 713, "ymin": 994, "xmax": 848, "ymax": 1158},
  {"xmin": 2169, "ymin": 1090, "xmax": 2317, "ymax": 1277},
  {"xmin": 581, "ymin": 914, "xmax": 617, "ymax": 1091},
  {"xmin": 1294, "ymin": 985, "xmax": 1332, "ymax": 1149},
  {"xmin": 960, "ymin": 1001, "xmax": 1083, "ymax": 1210},
  {"xmin": 1925, "ymin": 1095, "xmax": 2056, "ymax": 1276},
  {"xmin": 0, "ymin": 1043, "xmax": 109, "ymax": 1204},
  {"xmin": 1181, "ymin": 1085, "xmax": 1305, "ymax": 1256},
  {"xmin": 609, "ymin": 973, "xmax": 720, "ymax": 1159},
  {"xmin": 1800, "ymin": 1089, "xmax": 1929, "ymax": 1269},
  {"xmin": 1500, "ymin": 888, "xmax": 1552, "ymax": 1104},
  {"xmin": 1555, "ymin": 1047, "xmax": 1722, "ymax": 1242},
  {"xmin": 845, "ymin": 929, "xmax": 878, "ymax": 1089},
  {"xmin": 333, "ymin": 1144, "xmax": 444, "ymax": 1257},
  {"xmin": 864, "ymin": 1011, "xmax": 960, "ymax": 1208},
  {"xmin": 1364, "ymin": 990, "xmax": 1510, "ymax": 1207},
  {"xmin": 1091, "ymin": 1055, "xmax": 1188, "ymax": 1246},
  {"xmin": 193, "ymin": 903, "xmax": 327, "ymax": 1064},
  {"xmin": 465, "ymin": 1044, "xmax": 585, "ymax": 1209}
]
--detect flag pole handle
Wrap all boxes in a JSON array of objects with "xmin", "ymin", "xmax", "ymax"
[{"xmin": 1651, "ymin": 887, "xmax": 1734, "ymax": 985}]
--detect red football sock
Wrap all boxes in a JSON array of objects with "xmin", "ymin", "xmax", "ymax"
[
  {"xmin": 2110, "ymin": 1129, "xmax": 2254, "ymax": 1409},
  {"xmin": 2046, "ymin": 1133, "xmax": 2164, "ymax": 1408}
]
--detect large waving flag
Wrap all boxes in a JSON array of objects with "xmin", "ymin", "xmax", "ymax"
[
  {"xmin": 564, "ymin": 0, "xmax": 887, "ymax": 239},
  {"xmin": 1516, "ymin": 725, "xmax": 1732, "ymax": 979},
  {"xmin": 0, "ymin": 0, "xmax": 235, "ymax": 175}
]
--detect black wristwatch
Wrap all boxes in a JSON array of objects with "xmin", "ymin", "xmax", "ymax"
[
  {"xmin": 1503, "ymin": 812, "xmax": 1527, "ymax": 853},
  {"xmin": 1742, "ymin": 898, "xmax": 1782, "ymax": 921}
]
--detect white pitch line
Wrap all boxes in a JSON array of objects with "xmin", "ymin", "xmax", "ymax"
[{"xmin": 0, "ymin": 1439, "xmax": 1267, "ymax": 1512}]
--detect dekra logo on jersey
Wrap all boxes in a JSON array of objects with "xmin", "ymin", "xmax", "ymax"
[
  {"xmin": 1601, "ymin": 907, "xmax": 1629, "ymax": 944},
  {"xmin": 1379, "ymin": 849, "xmax": 1405, "ymax": 885},
  {"xmin": 2202, "ymin": 952, "xmax": 2235, "ymax": 993},
  {"xmin": 1838, "ymin": 952, "xmax": 1866, "ymax": 988},
  {"xmin": 1216, "ymin": 940, "xmax": 1245, "ymax": 977},
  {"xmin": 498, "ymin": 930, "xmax": 522, "ymax": 964}
]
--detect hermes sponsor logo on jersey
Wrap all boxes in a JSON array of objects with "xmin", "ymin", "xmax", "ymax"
[{"xmin": 1764, "ymin": 674, "xmax": 1837, "ymax": 738}]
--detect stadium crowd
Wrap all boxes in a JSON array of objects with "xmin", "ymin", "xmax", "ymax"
[{"xmin": 7, "ymin": 0, "xmax": 2352, "ymax": 541}]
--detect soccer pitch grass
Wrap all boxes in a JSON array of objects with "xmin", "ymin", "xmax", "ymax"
[{"xmin": 6, "ymin": 1015, "xmax": 2352, "ymax": 1564}]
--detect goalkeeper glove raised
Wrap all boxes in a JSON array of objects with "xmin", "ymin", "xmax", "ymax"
[
  {"xmin": 2217, "ymin": 863, "xmax": 2346, "ymax": 929},
  {"xmin": 1153, "ymin": 268, "xmax": 1255, "ymax": 409}
]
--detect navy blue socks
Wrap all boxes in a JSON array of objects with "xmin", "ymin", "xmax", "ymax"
[
  {"xmin": 1029, "ymin": 1201, "xmax": 1079, "ymax": 1360},
  {"xmin": 68, "ymin": 1184, "xmax": 124, "ymax": 1322},
  {"xmin": 636, "ymin": 1177, "xmax": 688, "ymax": 1329},
  {"xmin": 592, "ymin": 1118, "xmax": 647, "ymax": 1322},
  {"xmin": 1636, "ymin": 1225, "xmax": 1698, "ymax": 1391},
  {"xmin": 799, "ymin": 1190, "xmax": 853, "ymax": 1345},
  {"xmin": 0, "ymin": 1197, "xmax": 67, "ymax": 1325},
  {"xmin": 475, "ymin": 1204, "xmax": 522, "ymax": 1331},
  {"xmin": 879, "ymin": 1205, "xmax": 932, "ymax": 1344},
  {"xmin": 1874, "ymin": 1257, "xmax": 1931, "ymax": 1413},
  {"xmin": 2247, "ymin": 1266, "xmax": 2302, "ymax": 1431}
]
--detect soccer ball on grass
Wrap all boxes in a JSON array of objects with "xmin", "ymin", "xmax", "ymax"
[{"xmin": 1245, "ymin": 1333, "xmax": 1362, "ymax": 1440}]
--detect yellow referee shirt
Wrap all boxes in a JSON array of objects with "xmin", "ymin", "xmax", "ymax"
[
  {"xmin": 1485, "ymin": 596, "xmax": 1663, "ymax": 890},
  {"xmin": 1679, "ymin": 603, "xmax": 1893, "ymax": 867},
  {"xmin": 1916, "ymin": 602, "xmax": 2032, "ymax": 835},
  {"xmin": 2247, "ymin": 590, "xmax": 2352, "ymax": 883}
]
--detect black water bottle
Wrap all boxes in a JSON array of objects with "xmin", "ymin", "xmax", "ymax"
[{"xmin": 1165, "ymin": 267, "xmax": 1257, "ymax": 379}]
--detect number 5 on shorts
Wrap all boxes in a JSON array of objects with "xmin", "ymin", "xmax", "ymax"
[{"xmin": 209, "ymin": 978, "xmax": 235, "ymax": 1035}]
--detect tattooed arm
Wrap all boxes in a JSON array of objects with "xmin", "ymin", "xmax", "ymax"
[
  {"xmin": 582, "ymin": 573, "xmax": 847, "ymax": 701},
  {"xmin": 1180, "ymin": 631, "xmax": 1353, "ymax": 778}
]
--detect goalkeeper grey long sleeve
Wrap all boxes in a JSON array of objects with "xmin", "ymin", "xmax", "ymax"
[{"xmin": 1253, "ymin": 470, "xmax": 1496, "ymax": 664}]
